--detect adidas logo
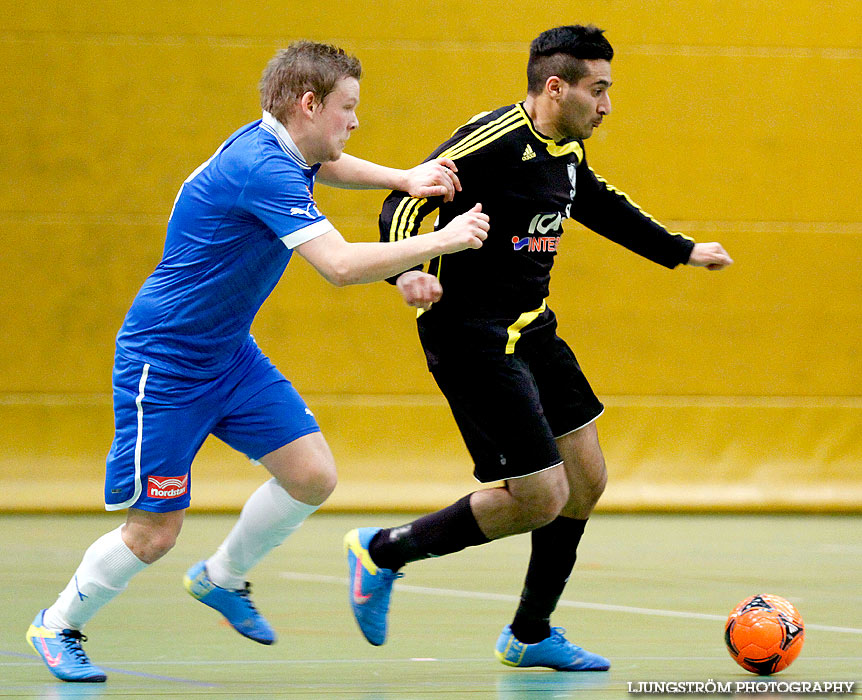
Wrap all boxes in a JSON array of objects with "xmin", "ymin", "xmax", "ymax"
[{"xmin": 521, "ymin": 144, "xmax": 536, "ymax": 161}]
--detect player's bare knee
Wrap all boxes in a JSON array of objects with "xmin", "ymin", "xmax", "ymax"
[
  {"xmin": 310, "ymin": 460, "xmax": 337, "ymax": 502},
  {"xmin": 279, "ymin": 459, "xmax": 337, "ymax": 506},
  {"xmin": 123, "ymin": 512, "xmax": 183, "ymax": 564},
  {"xmin": 515, "ymin": 488, "xmax": 568, "ymax": 530},
  {"xmin": 543, "ymin": 484, "xmax": 570, "ymax": 523},
  {"xmin": 149, "ymin": 530, "xmax": 179, "ymax": 560},
  {"xmin": 593, "ymin": 468, "xmax": 608, "ymax": 500},
  {"xmin": 506, "ymin": 466, "xmax": 569, "ymax": 529},
  {"xmin": 124, "ymin": 528, "xmax": 177, "ymax": 564},
  {"xmin": 517, "ymin": 504, "xmax": 558, "ymax": 531},
  {"xmin": 584, "ymin": 463, "xmax": 607, "ymax": 507}
]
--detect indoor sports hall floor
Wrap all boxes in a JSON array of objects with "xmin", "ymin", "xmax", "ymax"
[{"xmin": 1, "ymin": 513, "xmax": 859, "ymax": 699}]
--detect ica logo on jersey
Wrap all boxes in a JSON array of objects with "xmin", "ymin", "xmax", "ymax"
[{"xmin": 512, "ymin": 211, "xmax": 564, "ymax": 252}]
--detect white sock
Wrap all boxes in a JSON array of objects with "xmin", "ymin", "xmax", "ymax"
[
  {"xmin": 42, "ymin": 525, "xmax": 148, "ymax": 631},
  {"xmin": 205, "ymin": 478, "xmax": 319, "ymax": 590}
]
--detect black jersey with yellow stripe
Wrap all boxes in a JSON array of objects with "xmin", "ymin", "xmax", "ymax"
[{"xmin": 379, "ymin": 102, "xmax": 694, "ymax": 326}]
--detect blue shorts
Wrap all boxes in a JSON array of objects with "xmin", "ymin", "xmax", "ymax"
[{"xmin": 104, "ymin": 340, "xmax": 320, "ymax": 513}]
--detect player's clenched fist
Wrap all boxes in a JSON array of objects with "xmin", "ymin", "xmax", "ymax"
[
  {"xmin": 396, "ymin": 270, "xmax": 444, "ymax": 310},
  {"xmin": 436, "ymin": 203, "xmax": 489, "ymax": 253},
  {"xmin": 687, "ymin": 242, "xmax": 734, "ymax": 271}
]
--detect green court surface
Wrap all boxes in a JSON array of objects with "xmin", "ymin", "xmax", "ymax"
[{"xmin": 1, "ymin": 513, "xmax": 859, "ymax": 699}]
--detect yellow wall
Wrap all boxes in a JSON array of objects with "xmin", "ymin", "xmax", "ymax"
[{"xmin": 1, "ymin": 1, "xmax": 859, "ymax": 511}]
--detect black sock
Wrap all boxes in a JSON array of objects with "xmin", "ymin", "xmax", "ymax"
[
  {"xmin": 510, "ymin": 516, "xmax": 588, "ymax": 644},
  {"xmin": 368, "ymin": 494, "xmax": 490, "ymax": 571}
]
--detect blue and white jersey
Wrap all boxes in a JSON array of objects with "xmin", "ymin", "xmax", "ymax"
[{"xmin": 116, "ymin": 112, "xmax": 333, "ymax": 376}]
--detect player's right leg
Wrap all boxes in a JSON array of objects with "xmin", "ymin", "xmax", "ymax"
[
  {"xmin": 344, "ymin": 467, "xmax": 568, "ymax": 645},
  {"xmin": 25, "ymin": 521, "xmax": 142, "ymax": 683},
  {"xmin": 503, "ymin": 425, "xmax": 607, "ymax": 659},
  {"xmin": 27, "ymin": 355, "xmax": 208, "ymax": 682},
  {"xmin": 345, "ymin": 331, "xmax": 573, "ymax": 646},
  {"xmin": 343, "ymin": 526, "xmax": 404, "ymax": 646},
  {"xmin": 27, "ymin": 510, "xmax": 183, "ymax": 682}
]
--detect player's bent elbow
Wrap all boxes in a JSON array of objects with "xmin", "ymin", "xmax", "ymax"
[
  {"xmin": 327, "ymin": 271, "xmax": 352, "ymax": 287},
  {"xmin": 318, "ymin": 258, "xmax": 354, "ymax": 287},
  {"xmin": 326, "ymin": 261, "xmax": 382, "ymax": 287},
  {"xmin": 330, "ymin": 268, "xmax": 370, "ymax": 287},
  {"xmin": 305, "ymin": 239, "xmax": 362, "ymax": 287}
]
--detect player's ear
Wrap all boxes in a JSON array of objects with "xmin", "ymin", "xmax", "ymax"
[
  {"xmin": 545, "ymin": 76, "xmax": 564, "ymax": 99},
  {"xmin": 299, "ymin": 91, "xmax": 318, "ymax": 118}
]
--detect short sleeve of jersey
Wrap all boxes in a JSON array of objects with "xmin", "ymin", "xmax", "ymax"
[{"xmin": 240, "ymin": 156, "xmax": 333, "ymax": 249}]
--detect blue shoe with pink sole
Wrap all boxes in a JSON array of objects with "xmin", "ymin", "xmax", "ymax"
[
  {"xmin": 344, "ymin": 527, "xmax": 403, "ymax": 646},
  {"xmin": 26, "ymin": 610, "xmax": 107, "ymax": 682},
  {"xmin": 184, "ymin": 560, "xmax": 276, "ymax": 645}
]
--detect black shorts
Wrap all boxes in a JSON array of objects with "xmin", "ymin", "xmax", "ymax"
[{"xmin": 418, "ymin": 309, "xmax": 604, "ymax": 483}]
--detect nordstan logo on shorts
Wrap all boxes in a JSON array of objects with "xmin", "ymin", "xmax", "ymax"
[{"xmin": 147, "ymin": 474, "xmax": 188, "ymax": 499}]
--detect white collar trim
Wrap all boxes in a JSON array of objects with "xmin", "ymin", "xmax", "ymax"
[{"xmin": 260, "ymin": 111, "xmax": 309, "ymax": 168}]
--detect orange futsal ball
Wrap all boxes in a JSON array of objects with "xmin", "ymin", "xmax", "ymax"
[{"xmin": 725, "ymin": 594, "xmax": 805, "ymax": 675}]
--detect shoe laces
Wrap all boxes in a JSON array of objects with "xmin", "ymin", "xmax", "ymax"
[
  {"xmin": 59, "ymin": 629, "xmax": 91, "ymax": 665},
  {"xmin": 549, "ymin": 627, "xmax": 588, "ymax": 655},
  {"xmin": 237, "ymin": 583, "xmax": 261, "ymax": 612},
  {"xmin": 549, "ymin": 627, "xmax": 571, "ymax": 646}
]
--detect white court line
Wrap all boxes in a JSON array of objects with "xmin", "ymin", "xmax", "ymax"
[
  {"xmin": 4, "ymin": 656, "xmax": 859, "ymax": 668},
  {"xmin": 0, "ymin": 658, "xmax": 487, "ymax": 667},
  {"xmin": 280, "ymin": 572, "xmax": 862, "ymax": 636}
]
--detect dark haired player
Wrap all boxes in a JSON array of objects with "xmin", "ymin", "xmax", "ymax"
[{"xmin": 345, "ymin": 25, "xmax": 732, "ymax": 671}]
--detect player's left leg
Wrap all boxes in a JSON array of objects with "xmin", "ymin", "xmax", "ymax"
[
  {"xmin": 512, "ymin": 422, "xmax": 607, "ymax": 638},
  {"xmin": 497, "ymin": 330, "xmax": 609, "ymax": 671},
  {"xmin": 185, "ymin": 348, "xmax": 333, "ymax": 644},
  {"xmin": 185, "ymin": 435, "xmax": 334, "ymax": 644},
  {"xmin": 498, "ymin": 421, "xmax": 610, "ymax": 671},
  {"xmin": 202, "ymin": 432, "xmax": 336, "ymax": 583}
]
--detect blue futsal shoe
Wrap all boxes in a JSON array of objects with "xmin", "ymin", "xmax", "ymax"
[
  {"xmin": 26, "ymin": 610, "xmax": 107, "ymax": 682},
  {"xmin": 495, "ymin": 626, "xmax": 611, "ymax": 671},
  {"xmin": 183, "ymin": 561, "xmax": 276, "ymax": 645},
  {"xmin": 344, "ymin": 527, "xmax": 403, "ymax": 646}
]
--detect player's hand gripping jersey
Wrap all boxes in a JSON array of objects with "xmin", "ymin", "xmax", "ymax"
[{"xmin": 379, "ymin": 103, "xmax": 694, "ymax": 326}]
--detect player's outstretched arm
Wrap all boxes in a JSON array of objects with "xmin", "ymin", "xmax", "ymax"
[
  {"xmin": 296, "ymin": 203, "xmax": 487, "ymax": 286},
  {"xmin": 687, "ymin": 242, "xmax": 734, "ymax": 271},
  {"xmin": 317, "ymin": 154, "xmax": 461, "ymax": 202}
]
